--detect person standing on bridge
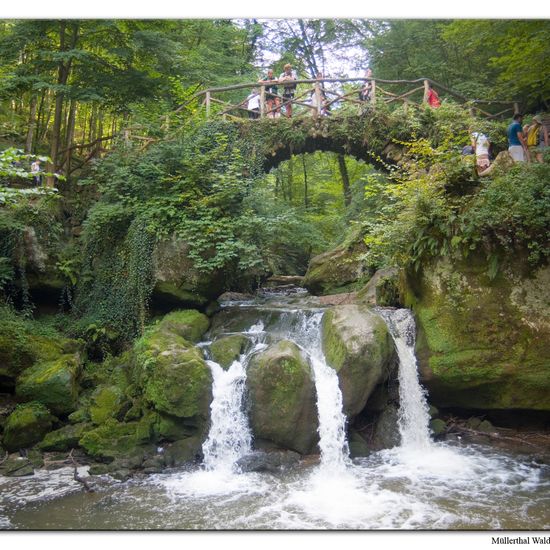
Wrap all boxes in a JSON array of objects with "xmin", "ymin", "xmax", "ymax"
[
  {"xmin": 259, "ymin": 69, "xmax": 280, "ymax": 118},
  {"xmin": 507, "ymin": 113, "xmax": 529, "ymax": 162},
  {"xmin": 279, "ymin": 63, "xmax": 297, "ymax": 118},
  {"xmin": 359, "ymin": 68, "xmax": 373, "ymax": 102}
]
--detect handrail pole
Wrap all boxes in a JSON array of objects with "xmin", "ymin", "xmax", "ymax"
[
  {"xmin": 314, "ymin": 81, "xmax": 322, "ymax": 117},
  {"xmin": 371, "ymin": 79, "xmax": 376, "ymax": 106},
  {"xmin": 260, "ymin": 85, "xmax": 265, "ymax": 119},
  {"xmin": 423, "ymin": 80, "xmax": 430, "ymax": 104},
  {"xmin": 205, "ymin": 91, "xmax": 211, "ymax": 119}
]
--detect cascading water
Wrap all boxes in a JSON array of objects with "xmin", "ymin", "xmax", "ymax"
[
  {"xmin": 377, "ymin": 308, "xmax": 432, "ymax": 449},
  {"xmin": 284, "ymin": 311, "xmax": 350, "ymax": 471},
  {"xmin": 201, "ymin": 321, "xmax": 266, "ymax": 473}
]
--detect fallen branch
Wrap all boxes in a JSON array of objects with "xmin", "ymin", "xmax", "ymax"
[{"xmin": 69, "ymin": 449, "xmax": 94, "ymax": 493}]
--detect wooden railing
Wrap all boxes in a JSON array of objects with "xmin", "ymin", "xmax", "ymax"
[{"xmin": 185, "ymin": 77, "xmax": 518, "ymax": 121}]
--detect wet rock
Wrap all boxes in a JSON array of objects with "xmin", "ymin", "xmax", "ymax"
[
  {"xmin": 429, "ymin": 418, "xmax": 447, "ymax": 437},
  {"xmin": 235, "ymin": 450, "xmax": 301, "ymax": 473},
  {"xmin": 322, "ymin": 305, "xmax": 397, "ymax": 417},
  {"xmin": 164, "ymin": 436, "xmax": 203, "ymax": 467},
  {"xmin": 210, "ymin": 334, "xmax": 249, "ymax": 369},
  {"xmin": 371, "ymin": 405, "xmax": 400, "ymax": 450},
  {"xmin": 2, "ymin": 402, "xmax": 55, "ymax": 452},
  {"xmin": 16, "ymin": 353, "xmax": 81, "ymax": 415},
  {"xmin": 357, "ymin": 268, "xmax": 401, "ymax": 307},
  {"xmin": 0, "ymin": 456, "xmax": 34, "ymax": 477},
  {"xmin": 348, "ymin": 430, "xmax": 370, "ymax": 458},
  {"xmin": 134, "ymin": 313, "xmax": 212, "ymax": 425},
  {"xmin": 39, "ymin": 423, "xmax": 89, "ymax": 452},
  {"xmin": 247, "ymin": 340, "xmax": 319, "ymax": 455}
]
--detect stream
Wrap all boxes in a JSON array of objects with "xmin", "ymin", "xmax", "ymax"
[{"xmin": 1, "ymin": 290, "xmax": 549, "ymax": 530}]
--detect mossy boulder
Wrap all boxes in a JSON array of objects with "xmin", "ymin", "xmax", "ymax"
[
  {"xmin": 163, "ymin": 436, "xmax": 203, "ymax": 467},
  {"xmin": 0, "ymin": 306, "xmax": 81, "ymax": 389},
  {"xmin": 134, "ymin": 314, "xmax": 212, "ymax": 428},
  {"xmin": 156, "ymin": 310, "xmax": 210, "ymax": 343},
  {"xmin": 303, "ymin": 236, "xmax": 371, "ymax": 295},
  {"xmin": 357, "ymin": 268, "xmax": 402, "ymax": 307},
  {"xmin": 2, "ymin": 402, "xmax": 54, "ymax": 451},
  {"xmin": 79, "ymin": 416, "xmax": 155, "ymax": 460},
  {"xmin": 0, "ymin": 456, "xmax": 34, "ymax": 477},
  {"xmin": 152, "ymin": 237, "xmax": 226, "ymax": 309},
  {"xmin": 210, "ymin": 334, "xmax": 249, "ymax": 369},
  {"xmin": 89, "ymin": 385, "xmax": 126, "ymax": 425},
  {"xmin": 38, "ymin": 423, "xmax": 89, "ymax": 452},
  {"xmin": 247, "ymin": 340, "xmax": 318, "ymax": 454},
  {"xmin": 156, "ymin": 413, "xmax": 196, "ymax": 441},
  {"xmin": 406, "ymin": 257, "xmax": 550, "ymax": 411},
  {"xmin": 16, "ymin": 353, "xmax": 81, "ymax": 415},
  {"xmin": 322, "ymin": 305, "xmax": 397, "ymax": 417}
]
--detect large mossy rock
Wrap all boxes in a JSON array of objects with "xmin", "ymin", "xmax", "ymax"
[
  {"xmin": 2, "ymin": 402, "xmax": 54, "ymax": 452},
  {"xmin": 322, "ymin": 305, "xmax": 396, "ymax": 418},
  {"xmin": 210, "ymin": 334, "xmax": 249, "ymax": 369},
  {"xmin": 247, "ymin": 340, "xmax": 318, "ymax": 454},
  {"xmin": 79, "ymin": 417, "xmax": 155, "ymax": 460},
  {"xmin": 38, "ymin": 423, "xmax": 89, "ymax": 452},
  {"xmin": 134, "ymin": 310, "xmax": 212, "ymax": 429},
  {"xmin": 89, "ymin": 384, "xmax": 126, "ymax": 425},
  {"xmin": 16, "ymin": 353, "xmax": 81, "ymax": 415},
  {"xmin": 152, "ymin": 237, "xmax": 226, "ymax": 310},
  {"xmin": 407, "ymin": 257, "xmax": 550, "ymax": 411},
  {"xmin": 0, "ymin": 307, "xmax": 81, "ymax": 390},
  {"xmin": 303, "ymin": 236, "xmax": 371, "ymax": 295}
]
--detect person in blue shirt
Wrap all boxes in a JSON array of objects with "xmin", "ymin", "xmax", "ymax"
[{"xmin": 507, "ymin": 113, "xmax": 529, "ymax": 162}]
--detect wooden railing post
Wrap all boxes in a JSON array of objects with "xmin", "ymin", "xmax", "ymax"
[
  {"xmin": 513, "ymin": 102, "xmax": 519, "ymax": 114},
  {"xmin": 260, "ymin": 85, "xmax": 265, "ymax": 119},
  {"xmin": 371, "ymin": 79, "xmax": 376, "ymax": 106},
  {"xmin": 205, "ymin": 91, "xmax": 211, "ymax": 119},
  {"xmin": 423, "ymin": 80, "xmax": 430, "ymax": 104},
  {"xmin": 314, "ymin": 81, "xmax": 322, "ymax": 117}
]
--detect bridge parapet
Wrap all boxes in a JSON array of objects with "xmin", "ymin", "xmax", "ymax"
[{"xmin": 187, "ymin": 78, "xmax": 518, "ymax": 122}]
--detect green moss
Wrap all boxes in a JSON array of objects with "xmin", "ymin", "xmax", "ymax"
[
  {"xmin": 39, "ymin": 423, "xmax": 89, "ymax": 452},
  {"xmin": 153, "ymin": 282, "xmax": 209, "ymax": 308},
  {"xmin": 89, "ymin": 385, "xmax": 125, "ymax": 425},
  {"xmin": 2, "ymin": 402, "xmax": 54, "ymax": 452},
  {"xmin": 410, "ymin": 258, "xmax": 550, "ymax": 410},
  {"xmin": 210, "ymin": 334, "xmax": 249, "ymax": 369},
  {"xmin": 143, "ymin": 346, "xmax": 212, "ymax": 418},
  {"xmin": 79, "ymin": 417, "xmax": 155, "ymax": 459},
  {"xmin": 157, "ymin": 309, "xmax": 210, "ymax": 343},
  {"xmin": 16, "ymin": 353, "xmax": 81, "ymax": 415}
]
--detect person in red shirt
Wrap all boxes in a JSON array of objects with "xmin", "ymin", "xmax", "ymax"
[{"xmin": 426, "ymin": 84, "xmax": 441, "ymax": 108}]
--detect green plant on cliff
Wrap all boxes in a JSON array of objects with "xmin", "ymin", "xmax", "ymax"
[{"xmin": 359, "ymin": 106, "xmax": 549, "ymax": 277}]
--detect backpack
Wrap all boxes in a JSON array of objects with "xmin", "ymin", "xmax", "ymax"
[{"xmin": 527, "ymin": 125, "xmax": 540, "ymax": 147}]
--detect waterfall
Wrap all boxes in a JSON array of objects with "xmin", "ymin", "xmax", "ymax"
[
  {"xmin": 377, "ymin": 308, "xmax": 432, "ymax": 449},
  {"xmin": 201, "ymin": 322, "xmax": 266, "ymax": 472},
  {"xmin": 286, "ymin": 311, "xmax": 350, "ymax": 470}
]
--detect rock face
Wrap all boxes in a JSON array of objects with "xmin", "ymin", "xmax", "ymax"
[
  {"xmin": 210, "ymin": 334, "xmax": 249, "ymax": 369},
  {"xmin": 302, "ymin": 232, "xmax": 371, "ymax": 295},
  {"xmin": 247, "ymin": 340, "xmax": 319, "ymax": 454},
  {"xmin": 236, "ymin": 450, "xmax": 301, "ymax": 473},
  {"xmin": 407, "ymin": 256, "xmax": 550, "ymax": 411},
  {"xmin": 152, "ymin": 237, "xmax": 226, "ymax": 310},
  {"xmin": 322, "ymin": 305, "xmax": 397, "ymax": 417},
  {"xmin": 134, "ymin": 309, "xmax": 212, "ymax": 430},
  {"xmin": 16, "ymin": 353, "xmax": 81, "ymax": 415},
  {"xmin": 2, "ymin": 402, "xmax": 54, "ymax": 451}
]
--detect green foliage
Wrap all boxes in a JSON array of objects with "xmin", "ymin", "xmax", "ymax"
[{"xmin": 359, "ymin": 106, "xmax": 550, "ymax": 277}]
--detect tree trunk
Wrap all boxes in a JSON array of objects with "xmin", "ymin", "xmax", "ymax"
[
  {"xmin": 302, "ymin": 155, "xmax": 308, "ymax": 208},
  {"xmin": 47, "ymin": 21, "xmax": 79, "ymax": 187},
  {"xmin": 25, "ymin": 95, "xmax": 38, "ymax": 153},
  {"xmin": 62, "ymin": 99, "xmax": 77, "ymax": 176},
  {"xmin": 337, "ymin": 154, "xmax": 351, "ymax": 207}
]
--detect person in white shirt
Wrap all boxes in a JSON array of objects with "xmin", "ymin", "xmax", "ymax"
[
  {"xmin": 471, "ymin": 131, "xmax": 491, "ymax": 174},
  {"xmin": 30, "ymin": 159, "xmax": 42, "ymax": 185},
  {"xmin": 246, "ymin": 88, "xmax": 261, "ymax": 119}
]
